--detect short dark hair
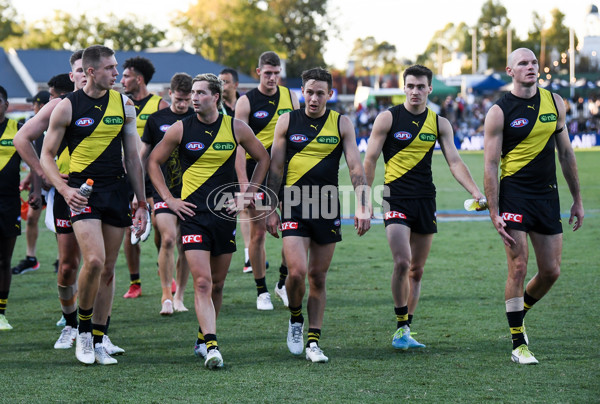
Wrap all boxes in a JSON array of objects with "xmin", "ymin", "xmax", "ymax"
[
  {"xmin": 258, "ymin": 51, "xmax": 281, "ymax": 68},
  {"xmin": 122, "ymin": 56, "xmax": 156, "ymax": 85},
  {"xmin": 403, "ymin": 65, "xmax": 433, "ymax": 86},
  {"xmin": 170, "ymin": 73, "xmax": 192, "ymax": 93},
  {"xmin": 69, "ymin": 50, "xmax": 83, "ymax": 68},
  {"xmin": 48, "ymin": 73, "xmax": 74, "ymax": 94},
  {"xmin": 219, "ymin": 68, "xmax": 239, "ymax": 83},
  {"xmin": 82, "ymin": 45, "xmax": 114, "ymax": 72},
  {"xmin": 301, "ymin": 67, "xmax": 333, "ymax": 91},
  {"xmin": 192, "ymin": 73, "xmax": 223, "ymax": 110},
  {"xmin": 0, "ymin": 85, "xmax": 7, "ymax": 101}
]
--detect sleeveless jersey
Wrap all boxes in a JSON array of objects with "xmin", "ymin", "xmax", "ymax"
[
  {"xmin": 179, "ymin": 114, "xmax": 237, "ymax": 211},
  {"xmin": 496, "ymin": 88, "xmax": 559, "ymax": 199},
  {"xmin": 285, "ymin": 109, "xmax": 343, "ymax": 188},
  {"xmin": 142, "ymin": 107, "xmax": 194, "ymax": 195},
  {"xmin": 55, "ymin": 94, "xmax": 71, "ymax": 174},
  {"xmin": 65, "ymin": 89, "xmax": 125, "ymax": 189},
  {"xmin": 133, "ymin": 94, "xmax": 162, "ymax": 137},
  {"xmin": 0, "ymin": 118, "xmax": 21, "ymax": 196},
  {"xmin": 382, "ymin": 104, "xmax": 438, "ymax": 199},
  {"xmin": 246, "ymin": 85, "xmax": 294, "ymax": 158}
]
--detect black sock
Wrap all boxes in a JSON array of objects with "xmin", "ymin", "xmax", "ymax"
[
  {"xmin": 307, "ymin": 328, "xmax": 321, "ymax": 347},
  {"xmin": 278, "ymin": 265, "xmax": 288, "ymax": 288},
  {"xmin": 395, "ymin": 306, "xmax": 409, "ymax": 329},
  {"xmin": 78, "ymin": 307, "xmax": 93, "ymax": 333},
  {"xmin": 408, "ymin": 314, "xmax": 414, "ymax": 326},
  {"xmin": 64, "ymin": 310, "xmax": 78, "ymax": 328},
  {"xmin": 204, "ymin": 334, "xmax": 218, "ymax": 352},
  {"xmin": 255, "ymin": 277, "xmax": 267, "ymax": 296},
  {"xmin": 92, "ymin": 323, "xmax": 105, "ymax": 345},
  {"xmin": 523, "ymin": 291, "xmax": 539, "ymax": 318},
  {"xmin": 506, "ymin": 310, "xmax": 526, "ymax": 349},
  {"xmin": 105, "ymin": 315, "xmax": 111, "ymax": 334},
  {"xmin": 130, "ymin": 273, "xmax": 140, "ymax": 285},
  {"xmin": 196, "ymin": 326, "xmax": 204, "ymax": 345},
  {"xmin": 0, "ymin": 290, "xmax": 8, "ymax": 315},
  {"xmin": 289, "ymin": 305, "xmax": 304, "ymax": 324}
]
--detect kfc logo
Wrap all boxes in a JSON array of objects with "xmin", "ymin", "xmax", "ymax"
[
  {"xmin": 385, "ymin": 211, "xmax": 407, "ymax": 220},
  {"xmin": 502, "ymin": 212, "xmax": 523, "ymax": 223},
  {"xmin": 154, "ymin": 202, "xmax": 169, "ymax": 210},
  {"xmin": 55, "ymin": 219, "xmax": 72, "ymax": 228},
  {"xmin": 280, "ymin": 221, "xmax": 298, "ymax": 231},
  {"xmin": 182, "ymin": 234, "xmax": 203, "ymax": 244},
  {"xmin": 255, "ymin": 192, "xmax": 265, "ymax": 200}
]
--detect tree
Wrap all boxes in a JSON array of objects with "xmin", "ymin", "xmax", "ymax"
[
  {"xmin": 416, "ymin": 22, "xmax": 471, "ymax": 72},
  {"xmin": 175, "ymin": 0, "xmax": 334, "ymax": 77},
  {"xmin": 0, "ymin": 0, "xmax": 22, "ymax": 43},
  {"xmin": 174, "ymin": 0, "xmax": 280, "ymax": 74},
  {"xmin": 350, "ymin": 36, "xmax": 399, "ymax": 77},
  {"xmin": 2, "ymin": 12, "xmax": 165, "ymax": 51},
  {"xmin": 477, "ymin": 0, "xmax": 511, "ymax": 71},
  {"xmin": 267, "ymin": 0, "xmax": 333, "ymax": 77}
]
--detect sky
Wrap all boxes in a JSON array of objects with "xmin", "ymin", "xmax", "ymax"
[{"xmin": 12, "ymin": 0, "xmax": 592, "ymax": 69}]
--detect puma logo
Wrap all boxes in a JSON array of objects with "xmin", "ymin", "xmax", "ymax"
[
  {"xmin": 527, "ymin": 105, "xmax": 536, "ymax": 110},
  {"xmin": 310, "ymin": 124, "xmax": 318, "ymax": 131},
  {"xmin": 135, "ymin": 105, "xmax": 140, "ymax": 110},
  {"xmin": 268, "ymin": 100, "xmax": 276, "ymax": 105},
  {"xmin": 412, "ymin": 121, "xmax": 420, "ymax": 127},
  {"xmin": 94, "ymin": 105, "xmax": 103, "ymax": 112},
  {"xmin": 205, "ymin": 130, "xmax": 214, "ymax": 136}
]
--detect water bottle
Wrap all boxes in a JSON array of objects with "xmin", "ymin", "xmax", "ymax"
[
  {"xmin": 79, "ymin": 178, "xmax": 94, "ymax": 198},
  {"xmin": 71, "ymin": 179, "xmax": 93, "ymax": 214},
  {"xmin": 464, "ymin": 197, "xmax": 488, "ymax": 211}
]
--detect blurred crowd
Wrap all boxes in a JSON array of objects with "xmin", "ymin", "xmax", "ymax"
[{"xmin": 344, "ymin": 93, "xmax": 600, "ymax": 140}]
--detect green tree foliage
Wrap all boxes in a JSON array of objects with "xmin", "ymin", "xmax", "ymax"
[
  {"xmin": 416, "ymin": 22, "xmax": 471, "ymax": 71},
  {"xmin": 2, "ymin": 12, "xmax": 165, "ymax": 51},
  {"xmin": 174, "ymin": 0, "xmax": 279, "ymax": 74},
  {"xmin": 176, "ymin": 0, "xmax": 332, "ymax": 77},
  {"xmin": 0, "ymin": 0, "xmax": 22, "ymax": 42},
  {"xmin": 349, "ymin": 36, "xmax": 399, "ymax": 76},
  {"xmin": 477, "ymin": 0, "xmax": 511, "ymax": 70}
]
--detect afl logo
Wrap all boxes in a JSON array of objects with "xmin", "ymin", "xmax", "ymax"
[
  {"xmin": 510, "ymin": 118, "xmax": 529, "ymax": 128},
  {"xmin": 289, "ymin": 134, "xmax": 308, "ymax": 143},
  {"xmin": 254, "ymin": 111, "xmax": 269, "ymax": 119},
  {"xmin": 75, "ymin": 118, "xmax": 94, "ymax": 127},
  {"xmin": 159, "ymin": 124, "xmax": 171, "ymax": 132},
  {"xmin": 185, "ymin": 142, "xmax": 205, "ymax": 151},
  {"xmin": 394, "ymin": 131, "xmax": 412, "ymax": 140}
]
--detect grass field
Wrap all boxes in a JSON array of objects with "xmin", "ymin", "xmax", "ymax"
[{"xmin": 1, "ymin": 151, "xmax": 598, "ymax": 403}]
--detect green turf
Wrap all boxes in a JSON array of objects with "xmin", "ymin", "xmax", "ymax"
[{"xmin": 1, "ymin": 151, "xmax": 598, "ymax": 402}]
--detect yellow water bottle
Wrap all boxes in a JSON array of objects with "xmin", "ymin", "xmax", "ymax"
[{"xmin": 464, "ymin": 197, "xmax": 488, "ymax": 211}]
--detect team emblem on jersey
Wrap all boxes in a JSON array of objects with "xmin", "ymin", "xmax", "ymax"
[
  {"xmin": 394, "ymin": 131, "xmax": 412, "ymax": 141},
  {"xmin": 510, "ymin": 118, "xmax": 529, "ymax": 128},
  {"xmin": 75, "ymin": 118, "xmax": 94, "ymax": 127},
  {"xmin": 254, "ymin": 111, "xmax": 269, "ymax": 119},
  {"xmin": 185, "ymin": 142, "xmax": 205, "ymax": 151},
  {"xmin": 289, "ymin": 134, "xmax": 308, "ymax": 143},
  {"xmin": 159, "ymin": 124, "xmax": 171, "ymax": 132}
]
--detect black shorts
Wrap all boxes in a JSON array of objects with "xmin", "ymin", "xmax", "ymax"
[
  {"xmin": 180, "ymin": 211, "xmax": 236, "ymax": 255},
  {"xmin": 53, "ymin": 191, "xmax": 74, "ymax": 234},
  {"xmin": 153, "ymin": 194, "xmax": 176, "ymax": 216},
  {"xmin": 0, "ymin": 195, "xmax": 21, "ymax": 237},
  {"xmin": 70, "ymin": 181, "xmax": 132, "ymax": 228},
  {"xmin": 383, "ymin": 198, "xmax": 437, "ymax": 234},
  {"xmin": 499, "ymin": 196, "xmax": 562, "ymax": 235}
]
